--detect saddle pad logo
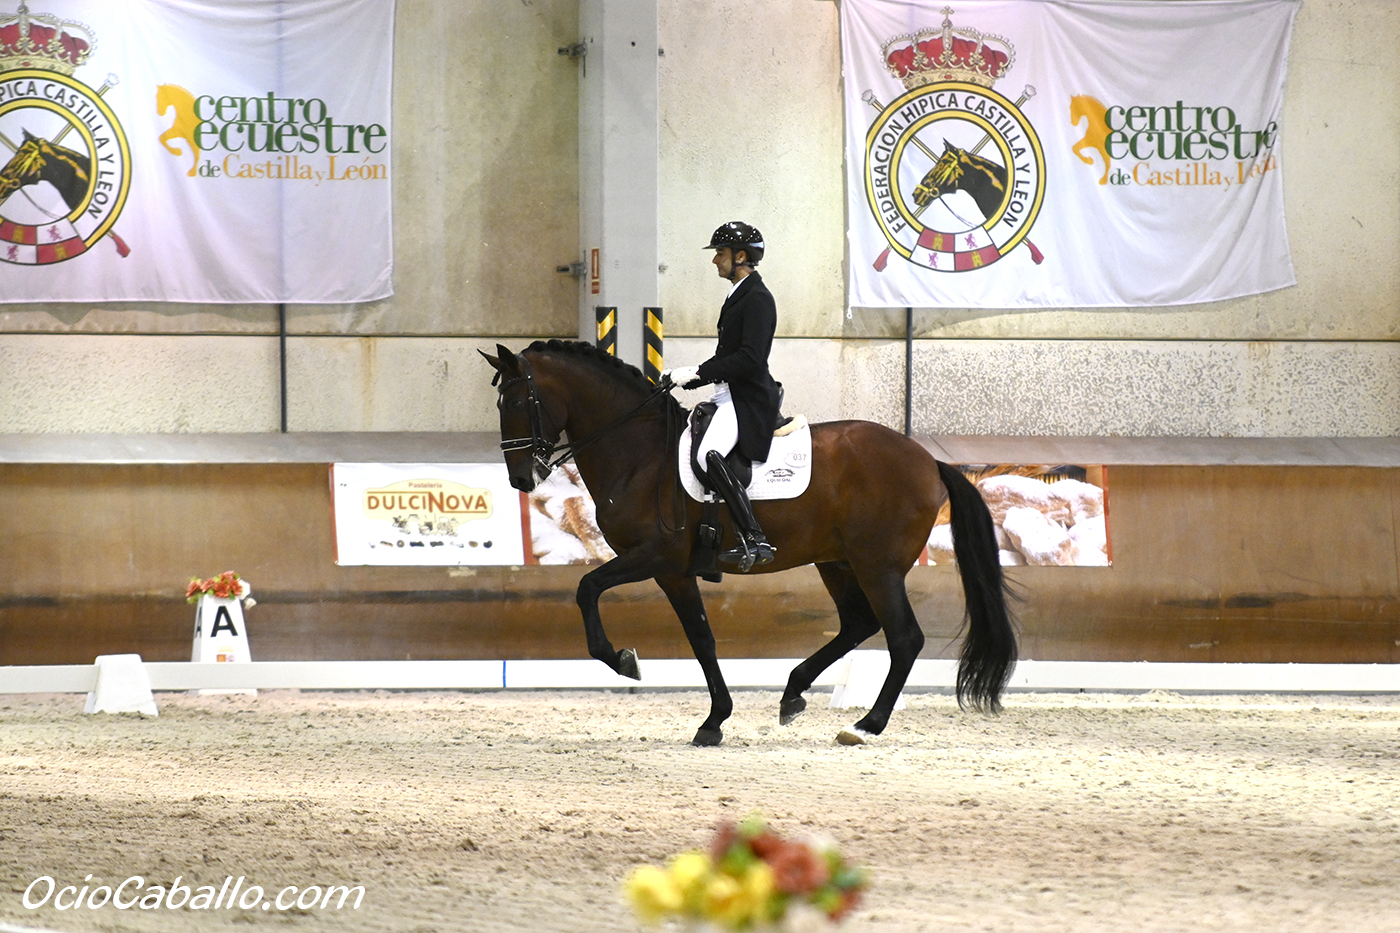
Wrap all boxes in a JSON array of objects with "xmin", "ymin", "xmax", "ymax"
[
  {"xmin": 862, "ymin": 7, "xmax": 1045, "ymax": 274},
  {"xmin": 0, "ymin": 3, "xmax": 131, "ymax": 265}
]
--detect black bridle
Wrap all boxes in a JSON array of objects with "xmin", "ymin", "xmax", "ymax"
[{"xmin": 494, "ymin": 354, "xmax": 678, "ymax": 483}]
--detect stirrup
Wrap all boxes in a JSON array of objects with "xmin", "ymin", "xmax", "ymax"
[{"xmin": 718, "ymin": 536, "xmax": 775, "ymax": 573}]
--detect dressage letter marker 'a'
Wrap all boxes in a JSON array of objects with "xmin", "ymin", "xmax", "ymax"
[{"xmin": 190, "ymin": 594, "xmax": 256, "ymax": 696}]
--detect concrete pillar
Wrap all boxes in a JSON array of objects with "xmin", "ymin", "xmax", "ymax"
[{"xmin": 578, "ymin": 0, "xmax": 659, "ymax": 369}]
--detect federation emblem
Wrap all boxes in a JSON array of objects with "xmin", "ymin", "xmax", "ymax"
[
  {"xmin": 863, "ymin": 7, "xmax": 1044, "ymax": 274},
  {"xmin": 0, "ymin": 2, "xmax": 130, "ymax": 265}
]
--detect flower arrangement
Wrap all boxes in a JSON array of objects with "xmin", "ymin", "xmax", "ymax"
[
  {"xmin": 185, "ymin": 571, "xmax": 253, "ymax": 606},
  {"xmin": 625, "ymin": 815, "xmax": 868, "ymax": 931}
]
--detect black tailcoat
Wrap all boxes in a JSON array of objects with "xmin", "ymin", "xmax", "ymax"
[{"xmin": 695, "ymin": 272, "xmax": 782, "ymax": 463}]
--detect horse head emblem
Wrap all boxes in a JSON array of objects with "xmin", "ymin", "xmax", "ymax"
[
  {"xmin": 1070, "ymin": 95, "xmax": 1112, "ymax": 185},
  {"xmin": 0, "ymin": 132, "xmax": 45, "ymax": 201},
  {"xmin": 912, "ymin": 140, "xmax": 1008, "ymax": 222},
  {"xmin": 157, "ymin": 83, "xmax": 202, "ymax": 177},
  {"xmin": 0, "ymin": 129, "xmax": 91, "ymax": 210}
]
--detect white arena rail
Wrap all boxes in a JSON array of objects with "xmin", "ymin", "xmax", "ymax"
[{"xmin": 2, "ymin": 654, "xmax": 1399, "ymax": 717}]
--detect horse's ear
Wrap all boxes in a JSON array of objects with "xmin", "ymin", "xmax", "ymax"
[
  {"xmin": 943, "ymin": 139, "xmax": 956, "ymax": 152},
  {"xmin": 479, "ymin": 345, "xmax": 519, "ymax": 372},
  {"xmin": 21, "ymin": 128, "xmax": 36, "ymax": 142}
]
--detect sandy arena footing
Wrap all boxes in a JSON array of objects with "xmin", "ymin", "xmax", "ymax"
[{"xmin": 1, "ymin": 689, "xmax": 1397, "ymax": 932}]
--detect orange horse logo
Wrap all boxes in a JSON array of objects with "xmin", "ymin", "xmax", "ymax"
[
  {"xmin": 156, "ymin": 84, "xmax": 201, "ymax": 177},
  {"xmin": 1070, "ymin": 95, "xmax": 1111, "ymax": 185}
]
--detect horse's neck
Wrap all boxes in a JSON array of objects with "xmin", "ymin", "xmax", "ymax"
[
  {"xmin": 45, "ymin": 156, "xmax": 88, "ymax": 210},
  {"xmin": 967, "ymin": 168, "xmax": 1005, "ymax": 219},
  {"xmin": 556, "ymin": 372, "xmax": 664, "ymax": 497},
  {"xmin": 570, "ymin": 418, "xmax": 665, "ymax": 502}
]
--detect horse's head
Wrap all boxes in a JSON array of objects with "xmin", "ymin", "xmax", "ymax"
[
  {"xmin": 913, "ymin": 140, "xmax": 1007, "ymax": 220},
  {"xmin": 156, "ymin": 83, "xmax": 179, "ymax": 115},
  {"xmin": 912, "ymin": 141, "xmax": 967, "ymax": 207},
  {"xmin": 0, "ymin": 130, "xmax": 47, "ymax": 198},
  {"xmin": 481, "ymin": 343, "xmax": 566, "ymax": 492},
  {"xmin": 0, "ymin": 129, "xmax": 90, "ymax": 208}
]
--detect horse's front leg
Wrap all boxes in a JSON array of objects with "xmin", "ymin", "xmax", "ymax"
[
  {"xmin": 576, "ymin": 549, "xmax": 659, "ymax": 680},
  {"xmin": 655, "ymin": 573, "xmax": 732, "ymax": 746}
]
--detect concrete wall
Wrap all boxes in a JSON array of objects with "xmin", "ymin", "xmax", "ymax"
[{"xmin": 1, "ymin": 0, "xmax": 1396, "ymax": 437}]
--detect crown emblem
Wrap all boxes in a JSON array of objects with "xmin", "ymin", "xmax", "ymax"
[
  {"xmin": 882, "ymin": 6, "xmax": 1013, "ymax": 90},
  {"xmin": 0, "ymin": 2, "xmax": 95, "ymax": 76}
]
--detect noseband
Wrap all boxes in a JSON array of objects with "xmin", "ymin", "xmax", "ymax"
[{"xmin": 494, "ymin": 356, "xmax": 560, "ymax": 482}]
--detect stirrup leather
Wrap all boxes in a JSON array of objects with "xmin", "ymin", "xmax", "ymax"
[{"xmin": 704, "ymin": 451, "xmax": 776, "ymax": 572}]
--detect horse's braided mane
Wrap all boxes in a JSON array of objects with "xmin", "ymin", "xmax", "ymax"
[
  {"xmin": 525, "ymin": 339, "xmax": 649, "ymax": 387},
  {"xmin": 524, "ymin": 339, "xmax": 685, "ymax": 414}
]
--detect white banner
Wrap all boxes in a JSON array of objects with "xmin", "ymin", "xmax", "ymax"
[
  {"xmin": 842, "ymin": 0, "xmax": 1298, "ymax": 308},
  {"xmin": 331, "ymin": 464, "xmax": 525, "ymax": 567},
  {"xmin": 0, "ymin": 0, "xmax": 392, "ymax": 302}
]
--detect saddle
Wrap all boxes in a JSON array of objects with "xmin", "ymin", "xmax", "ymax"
[
  {"xmin": 684, "ymin": 403, "xmax": 807, "ymax": 582},
  {"xmin": 680, "ymin": 409, "xmax": 811, "ymax": 504},
  {"xmin": 687, "ymin": 397, "xmax": 796, "ymax": 496}
]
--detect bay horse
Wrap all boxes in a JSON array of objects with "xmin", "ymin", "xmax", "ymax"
[
  {"xmin": 0, "ymin": 129, "xmax": 91, "ymax": 212},
  {"xmin": 482, "ymin": 340, "xmax": 1016, "ymax": 746}
]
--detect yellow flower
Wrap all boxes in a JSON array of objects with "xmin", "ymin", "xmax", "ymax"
[
  {"xmin": 625, "ymin": 864, "xmax": 683, "ymax": 923},
  {"xmin": 742, "ymin": 861, "xmax": 776, "ymax": 911},
  {"xmin": 702, "ymin": 872, "xmax": 745, "ymax": 927},
  {"xmin": 669, "ymin": 850, "xmax": 714, "ymax": 903},
  {"xmin": 703, "ymin": 862, "xmax": 775, "ymax": 929}
]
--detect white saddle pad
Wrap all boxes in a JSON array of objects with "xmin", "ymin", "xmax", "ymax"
[{"xmin": 679, "ymin": 419, "xmax": 812, "ymax": 502}]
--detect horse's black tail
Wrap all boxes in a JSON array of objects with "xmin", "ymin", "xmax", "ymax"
[{"xmin": 937, "ymin": 459, "xmax": 1018, "ymax": 713}]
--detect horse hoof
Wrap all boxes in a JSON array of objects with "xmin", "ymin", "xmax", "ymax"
[
  {"xmin": 617, "ymin": 648, "xmax": 641, "ymax": 681},
  {"xmin": 836, "ymin": 727, "xmax": 874, "ymax": 746},
  {"xmin": 778, "ymin": 696, "xmax": 807, "ymax": 725},
  {"xmin": 691, "ymin": 727, "xmax": 723, "ymax": 747}
]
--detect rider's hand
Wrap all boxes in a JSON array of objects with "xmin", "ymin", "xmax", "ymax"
[{"xmin": 662, "ymin": 365, "xmax": 702, "ymax": 389}]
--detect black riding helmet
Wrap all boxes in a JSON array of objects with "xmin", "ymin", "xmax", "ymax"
[{"xmin": 704, "ymin": 221, "xmax": 764, "ymax": 265}]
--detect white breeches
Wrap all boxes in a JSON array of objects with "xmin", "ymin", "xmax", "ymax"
[{"xmin": 696, "ymin": 383, "xmax": 738, "ymax": 462}]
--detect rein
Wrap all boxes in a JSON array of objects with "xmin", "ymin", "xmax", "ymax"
[
  {"xmin": 495, "ymin": 355, "xmax": 677, "ymax": 478},
  {"xmin": 494, "ymin": 353, "xmax": 689, "ymax": 539}
]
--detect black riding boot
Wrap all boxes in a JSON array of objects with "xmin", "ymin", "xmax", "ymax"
[{"xmin": 705, "ymin": 450, "xmax": 776, "ymax": 572}]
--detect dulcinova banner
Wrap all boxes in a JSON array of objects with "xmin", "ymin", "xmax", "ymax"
[
  {"xmin": 842, "ymin": 0, "xmax": 1299, "ymax": 308},
  {"xmin": 0, "ymin": 0, "xmax": 392, "ymax": 302}
]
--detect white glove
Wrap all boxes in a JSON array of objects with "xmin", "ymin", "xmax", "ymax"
[{"xmin": 662, "ymin": 365, "xmax": 702, "ymax": 388}]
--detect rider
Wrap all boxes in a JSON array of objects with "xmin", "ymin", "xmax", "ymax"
[{"xmin": 664, "ymin": 221, "xmax": 782, "ymax": 572}]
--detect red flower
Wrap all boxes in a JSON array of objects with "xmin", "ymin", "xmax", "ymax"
[
  {"xmin": 767, "ymin": 843, "xmax": 829, "ymax": 895},
  {"xmin": 709, "ymin": 822, "xmax": 739, "ymax": 862},
  {"xmin": 187, "ymin": 572, "xmax": 244, "ymax": 601},
  {"xmin": 748, "ymin": 832, "xmax": 786, "ymax": 860}
]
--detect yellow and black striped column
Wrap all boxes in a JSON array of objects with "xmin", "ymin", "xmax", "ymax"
[
  {"xmin": 643, "ymin": 307, "xmax": 663, "ymax": 384},
  {"xmin": 595, "ymin": 306, "xmax": 617, "ymax": 356}
]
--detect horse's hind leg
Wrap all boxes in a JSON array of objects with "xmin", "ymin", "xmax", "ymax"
[
  {"xmin": 655, "ymin": 574, "xmax": 732, "ymax": 746},
  {"xmin": 780, "ymin": 561, "xmax": 882, "ymax": 725},
  {"xmin": 839, "ymin": 569, "xmax": 924, "ymax": 743}
]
